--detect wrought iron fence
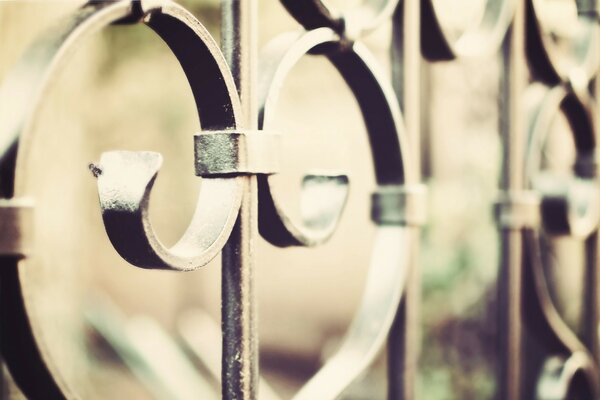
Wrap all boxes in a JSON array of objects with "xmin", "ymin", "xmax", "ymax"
[{"xmin": 0, "ymin": 0, "xmax": 598, "ymax": 399}]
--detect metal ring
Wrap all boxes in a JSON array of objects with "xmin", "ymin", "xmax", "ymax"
[
  {"xmin": 256, "ymin": 28, "xmax": 418, "ymax": 399},
  {"xmin": 279, "ymin": 0, "xmax": 400, "ymax": 41},
  {"xmin": 525, "ymin": 84, "xmax": 599, "ymax": 237},
  {"xmin": 258, "ymin": 28, "xmax": 416, "ymax": 246},
  {"xmin": 526, "ymin": 0, "xmax": 600, "ymax": 87},
  {"xmin": 421, "ymin": 0, "xmax": 516, "ymax": 61},
  {"xmin": 0, "ymin": 0, "xmax": 241, "ymax": 397}
]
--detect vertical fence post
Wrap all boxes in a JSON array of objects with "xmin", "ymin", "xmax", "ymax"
[
  {"xmin": 498, "ymin": 2, "xmax": 526, "ymax": 399},
  {"xmin": 584, "ymin": 63, "xmax": 600, "ymax": 367},
  {"xmin": 220, "ymin": 0, "xmax": 259, "ymax": 398},
  {"xmin": 389, "ymin": 0, "xmax": 421, "ymax": 398}
]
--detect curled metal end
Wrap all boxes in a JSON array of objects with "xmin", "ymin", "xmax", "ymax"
[
  {"xmin": 300, "ymin": 173, "xmax": 348, "ymax": 230},
  {"xmin": 259, "ymin": 172, "xmax": 349, "ymax": 247},
  {"xmin": 534, "ymin": 173, "xmax": 600, "ymax": 238},
  {"xmin": 537, "ymin": 353, "xmax": 600, "ymax": 400},
  {"xmin": 94, "ymin": 150, "xmax": 242, "ymax": 271}
]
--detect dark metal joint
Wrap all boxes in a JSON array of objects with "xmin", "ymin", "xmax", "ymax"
[
  {"xmin": 371, "ymin": 184, "xmax": 427, "ymax": 226},
  {"xmin": 0, "ymin": 198, "xmax": 34, "ymax": 259},
  {"xmin": 109, "ymin": 0, "xmax": 164, "ymax": 25},
  {"xmin": 494, "ymin": 191, "xmax": 541, "ymax": 229},
  {"xmin": 194, "ymin": 130, "xmax": 281, "ymax": 176},
  {"xmin": 577, "ymin": 0, "xmax": 600, "ymax": 18},
  {"xmin": 575, "ymin": 153, "xmax": 600, "ymax": 179}
]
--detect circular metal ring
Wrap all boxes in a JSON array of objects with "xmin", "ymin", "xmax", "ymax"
[
  {"xmin": 279, "ymin": 0, "xmax": 400, "ymax": 40},
  {"xmin": 421, "ymin": 0, "xmax": 516, "ymax": 61},
  {"xmin": 537, "ymin": 353, "xmax": 599, "ymax": 400},
  {"xmin": 526, "ymin": 0, "xmax": 600, "ymax": 87},
  {"xmin": 525, "ymin": 84, "xmax": 599, "ymax": 237},
  {"xmin": 258, "ymin": 28, "xmax": 415, "ymax": 246},
  {"xmin": 0, "ymin": 0, "xmax": 241, "ymax": 397},
  {"xmin": 256, "ymin": 28, "xmax": 417, "ymax": 400}
]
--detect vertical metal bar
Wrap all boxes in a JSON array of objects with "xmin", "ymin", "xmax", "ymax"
[
  {"xmin": 220, "ymin": 1, "xmax": 259, "ymax": 399},
  {"xmin": 583, "ymin": 233, "xmax": 600, "ymax": 364},
  {"xmin": 388, "ymin": 0, "xmax": 420, "ymax": 398},
  {"xmin": 498, "ymin": 2, "xmax": 526, "ymax": 399},
  {"xmin": 583, "ymin": 62, "xmax": 600, "ymax": 366}
]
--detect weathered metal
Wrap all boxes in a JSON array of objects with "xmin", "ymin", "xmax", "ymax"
[
  {"xmin": 1, "ymin": 0, "xmax": 599, "ymax": 399},
  {"xmin": 0, "ymin": 0, "xmax": 245, "ymax": 397}
]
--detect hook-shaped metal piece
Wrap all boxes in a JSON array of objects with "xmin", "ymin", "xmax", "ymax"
[
  {"xmin": 258, "ymin": 28, "xmax": 415, "ymax": 247},
  {"xmin": 94, "ymin": 151, "xmax": 243, "ymax": 271},
  {"xmin": 0, "ymin": 0, "xmax": 244, "ymax": 397}
]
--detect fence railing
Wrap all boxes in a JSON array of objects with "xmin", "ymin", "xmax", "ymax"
[{"xmin": 0, "ymin": 0, "xmax": 598, "ymax": 399}]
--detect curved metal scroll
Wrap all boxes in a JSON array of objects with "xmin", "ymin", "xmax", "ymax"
[
  {"xmin": 256, "ymin": 28, "xmax": 420, "ymax": 399},
  {"xmin": 0, "ymin": 0, "xmax": 241, "ymax": 397},
  {"xmin": 421, "ymin": 0, "xmax": 516, "ymax": 61},
  {"xmin": 526, "ymin": 0, "xmax": 600, "ymax": 87},
  {"xmin": 524, "ymin": 84, "xmax": 600, "ymax": 398},
  {"xmin": 279, "ymin": 0, "xmax": 400, "ymax": 40},
  {"xmin": 523, "ymin": 229, "xmax": 600, "ymax": 399},
  {"xmin": 525, "ymin": 85, "xmax": 600, "ymax": 238}
]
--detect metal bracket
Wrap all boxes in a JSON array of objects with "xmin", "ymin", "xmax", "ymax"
[
  {"xmin": 371, "ymin": 184, "xmax": 427, "ymax": 226},
  {"xmin": 494, "ymin": 191, "xmax": 541, "ymax": 229},
  {"xmin": 577, "ymin": 0, "xmax": 600, "ymax": 18},
  {"xmin": 194, "ymin": 130, "xmax": 281, "ymax": 176},
  {"xmin": 0, "ymin": 198, "xmax": 34, "ymax": 258}
]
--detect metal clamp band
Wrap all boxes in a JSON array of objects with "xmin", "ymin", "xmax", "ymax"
[
  {"xmin": 577, "ymin": 0, "xmax": 600, "ymax": 18},
  {"xmin": 0, "ymin": 198, "xmax": 34, "ymax": 258},
  {"xmin": 494, "ymin": 191, "xmax": 541, "ymax": 229},
  {"xmin": 194, "ymin": 130, "xmax": 281, "ymax": 176},
  {"xmin": 371, "ymin": 184, "xmax": 427, "ymax": 226}
]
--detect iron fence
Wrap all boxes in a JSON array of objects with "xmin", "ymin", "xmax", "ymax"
[{"xmin": 0, "ymin": 0, "xmax": 598, "ymax": 399}]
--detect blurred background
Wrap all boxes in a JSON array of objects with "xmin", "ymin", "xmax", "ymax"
[{"xmin": 0, "ymin": 0, "xmax": 586, "ymax": 399}]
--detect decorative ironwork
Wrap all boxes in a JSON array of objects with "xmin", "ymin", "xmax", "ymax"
[{"xmin": 0, "ymin": 0, "xmax": 600, "ymax": 399}]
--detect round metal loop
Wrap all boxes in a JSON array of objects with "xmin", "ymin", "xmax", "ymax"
[
  {"xmin": 526, "ymin": 0, "xmax": 600, "ymax": 87},
  {"xmin": 537, "ymin": 353, "xmax": 599, "ymax": 400},
  {"xmin": 421, "ymin": 0, "xmax": 516, "ymax": 61},
  {"xmin": 0, "ymin": 0, "xmax": 241, "ymax": 397},
  {"xmin": 257, "ymin": 28, "xmax": 417, "ymax": 399},
  {"xmin": 279, "ymin": 0, "xmax": 400, "ymax": 41},
  {"xmin": 525, "ymin": 84, "xmax": 600, "ymax": 237},
  {"xmin": 258, "ymin": 28, "xmax": 415, "ymax": 247}
]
